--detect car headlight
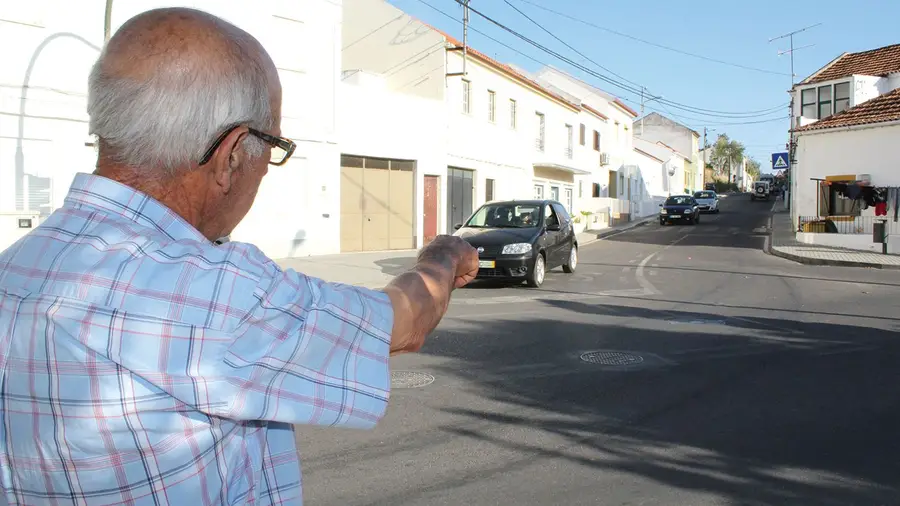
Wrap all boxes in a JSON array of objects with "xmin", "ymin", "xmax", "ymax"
[
  {"xmin": 502, "ymin": 243, "xmax": 532, "ymax": 255},
  {"xmin": 660, "ymin": 209, "xmax": 668, "ymax": 215}
]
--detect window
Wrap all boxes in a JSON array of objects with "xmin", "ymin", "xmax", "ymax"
[
  {"xmin": 834, "ymin": 82, "xmax": 851, "ymax": 114},
  {"xmin": 487, "ymin": 90, "xmax": 496, "ymax": 122},
  {"xmin": 592, "ymin": 183, "xmax": 601, "ymax": 198},
  {"xmin": 579, "ymin": 124, "xmax": 586, "ymax": 145},
  {"xmin": 509, "ymin": 99, "xmax": 517, "ymax": 128},
  {"xmin": 534, "ymin": 184, "xmax": 544, "ymax": 199},
  {"xmin": 485, "ymin": 178, "xmax": 495, "ymax": 201},
  {"xmin": 535, "ymin": 112, "xmax": 545, "ymax": 151},
  {"xmin": 552, "ymin": 202, "xmax": 571, "ymax": 224},
  {"xmin": 461, "ymin": 79, "xmax": 471, "ymax": 114},
  {"xmin": 593, "ymin": 130, "xmax": 600, "ymax": 151},
  {"xmin": 563, "ymin": 189, "xmax": 573, "ymax": 214},
  {"xmin": 801, "ymin": 88, "xmax": 817, "ymax": 118},
  {"xmin": 565, "ymin": 124, "xmax": 573, "ymax": 159},
  {"xmin": 550, "ymin": 186, "xmax": 560, "ymax": 202},
  {"xmin": 818, "ymin": 85, "xmax": 832, "ymax": 119},
  {"xmin": 544, "ymin": 204, "xmax": 559, "ymax": 228},
  {"xmin": 578, "ymin": 180, "xmax": 583, "ymax": 198}
]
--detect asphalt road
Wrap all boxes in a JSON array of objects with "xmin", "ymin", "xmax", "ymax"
[{"xmin": 296, "ymin": 194, "xmax": 900, "ymax": 506}]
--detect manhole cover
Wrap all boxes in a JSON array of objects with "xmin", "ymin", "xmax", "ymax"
[
  {"xmin": 391, "ymin": 371, "xmax": 435, "ymax": 389},
  {"xmin": 580, "ymin": 351, "xmax": 644, "ymax": 366}
]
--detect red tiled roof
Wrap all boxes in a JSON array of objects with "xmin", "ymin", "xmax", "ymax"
[
  {"xmin": 796, "ymin": 87, "xmax": 900, "ymax": 132},
  {"xmin": 433, "ymin": 28, "xmax": 580, "ymax": 111},
  {"xmin": 802, "ymin": 44, "xmax": 900, "ymax": 85},
  {"xmin": 582, "ymin": 104, "xmax": 608, "ymax": 120},
  {"xmin": 612, "ymin": 98, "xmax": 639, "ymax": 117}
]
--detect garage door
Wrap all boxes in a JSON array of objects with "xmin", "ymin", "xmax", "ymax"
[{"xmin": 340, "ymin": 155, "xmax": 415, "ymax": 253}]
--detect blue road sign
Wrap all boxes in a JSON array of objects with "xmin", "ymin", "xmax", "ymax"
[{"xmin": 772, "ymin": 152, "xmax": 789, "ymax": 170}]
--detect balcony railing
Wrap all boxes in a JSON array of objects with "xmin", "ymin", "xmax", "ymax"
[
  {"xmin": 798, "ymin": 215, "xmax": 900, "ymax": 235},
  {"xmin": 564, "ymin": 147, "xmax": 573, "ymax": 159}
]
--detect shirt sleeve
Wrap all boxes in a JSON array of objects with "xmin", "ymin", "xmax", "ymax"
[{"xmin": 211, "ymin": 260, "xmax": 394, "ymax": 428}]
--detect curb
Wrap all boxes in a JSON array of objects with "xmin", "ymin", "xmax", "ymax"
[{"xmin": 764, "ymin": 211, "xmax": 900, "ymax": 270}]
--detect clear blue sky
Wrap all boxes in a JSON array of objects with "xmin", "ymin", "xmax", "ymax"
[{"xmin": 386, "ymin": 0, "xmax": 899, "ymax": 173}]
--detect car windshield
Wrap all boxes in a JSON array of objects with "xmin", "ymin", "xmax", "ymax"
[
  {"xmin": 665, "ymin": 196, "xmax": 693, "ymax": 206},
  {"xmin": 694, "ymin": 191, "xmax": 715, "ymax": 199},
  {"xmin": 465, "ymin": 204, "xmax": 541, "ymax": 228}
]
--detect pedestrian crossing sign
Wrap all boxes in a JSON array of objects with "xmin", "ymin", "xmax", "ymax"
[{"xmin": 771, "ymin": 152, "xmax": 789, "ymax": 169}]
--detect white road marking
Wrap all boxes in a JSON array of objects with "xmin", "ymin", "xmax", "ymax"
[{"xmin": 635, "ymin": 235, "xmax": 687, "ymax": 296}]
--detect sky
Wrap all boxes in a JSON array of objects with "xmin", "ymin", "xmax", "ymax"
[{"xmin": 386, "ymin": 0, "xmax": 899, "ymax": 174}]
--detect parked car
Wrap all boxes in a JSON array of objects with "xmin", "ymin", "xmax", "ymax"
[
  {"xmin": 453, "ymin": 199, "xmax": 577, "ymax": 288},
  {"xmin": 659, "ymin": 195, "xmax": 701, "ymax": 225},
  {"xmin": 692, "ymin": 190, "xmax": 720, "ymax": 213}
]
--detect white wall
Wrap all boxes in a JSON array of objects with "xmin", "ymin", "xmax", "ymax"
[
  {"xmin": 793, "ymin": 122, "xmax": 900, "ymax": 219},
  {"xmin": 445, "ymin": 52, "xmax": 582, "ymax": 213},
  {"xmin": 797, "ymin": 231, "xmax": 900, "ymax": 255},
  {"xmin": 339, "ymin": 71, "xmax": 447, "ymax": 246},
  {"xmin": 0, "ymin": 0, "xmax": 342, "ymax": 259},
  {"xmin": 342, "ymin": 0, "xmax": 445, "ymax": 100}
]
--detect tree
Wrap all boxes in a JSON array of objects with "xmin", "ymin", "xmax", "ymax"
[
  {"xmin": 746, "ymin": 158, "xmax": 761, "ymax": 180},
  {"xmin": 709, "ymin": 134, "xmax": 745, "ymax": 183}
]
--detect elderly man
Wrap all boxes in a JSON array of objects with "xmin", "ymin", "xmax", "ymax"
[{"xmin": 0, "ymin": 7, "xmax": 477, "ymax": 505}]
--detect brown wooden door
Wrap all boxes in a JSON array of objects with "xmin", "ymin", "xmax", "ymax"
[{"xmin": 423, "ymin": 175, "xmax": 439, "ymax": 245}]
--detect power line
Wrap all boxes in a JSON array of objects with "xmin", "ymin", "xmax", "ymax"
[
  {"xmin": 446, "ymin": 0, "xmax": 787, "ymax": 118},
  {"xmin": 500, "ymin": 0, "xmax": 643, "ymax": 89},
  {"xmin": 510, "ymin": 0, "xmax": 790, "ymax": 77}
]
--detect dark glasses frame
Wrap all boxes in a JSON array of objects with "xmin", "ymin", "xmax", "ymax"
[{"xmin": 199, "ymin": 125, "xmax": 296, "ymax": 166}]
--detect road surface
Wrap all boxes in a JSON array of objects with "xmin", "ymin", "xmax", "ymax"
[{"xmin": 295, "ymin": 194, "xmax": 900, "ymax": 506}]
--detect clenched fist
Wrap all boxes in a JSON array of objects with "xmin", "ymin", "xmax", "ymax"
[{"xmin": 418, "ymin": 235, "xmax": 479, "ymax": 289}]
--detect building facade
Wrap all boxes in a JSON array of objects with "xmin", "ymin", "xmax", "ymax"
[{"xmin": 0, "ymin": 0, "xmax": 343, "ymax": 259}]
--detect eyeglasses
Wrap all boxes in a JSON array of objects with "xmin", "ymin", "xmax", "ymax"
[{"xmin": 199, "ymin": 125, "xmax": 296, "ymax": 166}]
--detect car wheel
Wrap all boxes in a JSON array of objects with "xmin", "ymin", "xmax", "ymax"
[
  {"xmin": 715, "ymin": 208, "xmax": 720, "ymax": 213},
  {"xmin": 563, "ymin": 244, "xmax": 577, "ymax": 273},
  {"xmin": 527, "ymin": 253, "xmax": 545, "ymax": 288},
  {"xmin": 660, "ymin": 218, "xmax": 666, "ymax": 226}
]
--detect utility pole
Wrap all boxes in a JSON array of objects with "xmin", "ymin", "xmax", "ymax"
[
  {"xmin": 446, "ymin": 0, "xmax": 471, "ymax": 78},
  {"xmin": 639, "ymin": 86, "xmax": 662, "ymax": 136},
  {"xmin": 769, "ymin": 23, "xmax": 820, "ymax": 211}
]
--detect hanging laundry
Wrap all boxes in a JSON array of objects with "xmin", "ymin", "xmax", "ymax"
[
  {"xmin": 844, "ymin": 183, "xmax": 861, "ymax": 200},
  {"xmin": 875, "ymin": 202, "xmax": 888, "ymax": 216},
  {"xmin": 894, "ymin": 188, "xmax": 899, "ymax": 222}
]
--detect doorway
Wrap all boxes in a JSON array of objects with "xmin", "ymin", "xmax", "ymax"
[{"xmin": 447, "ymin": 167, "xmax": 474, "ymax": 230}]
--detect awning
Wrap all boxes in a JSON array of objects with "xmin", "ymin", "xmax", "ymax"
[{"xmin": 532, "ymin": 162, "xmax": 591, "ymax": 175}]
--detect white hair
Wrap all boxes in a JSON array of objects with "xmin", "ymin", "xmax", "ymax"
[{"xmin": 87, "ymin": 22, "xmax": 274, "ymax": 174}]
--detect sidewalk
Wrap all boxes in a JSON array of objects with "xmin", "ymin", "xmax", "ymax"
[
  {"xmin": 767, "ymin": 201, "xmax": 900, "ymax": 270},
  {"xmin": 276, "ymin": 216, "xmax": 657, "ymax": 287}
]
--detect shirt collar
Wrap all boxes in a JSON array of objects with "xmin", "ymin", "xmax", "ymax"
[{"xmin": 63, "ymin": 172, "xmax": 209, "ymax": 243}]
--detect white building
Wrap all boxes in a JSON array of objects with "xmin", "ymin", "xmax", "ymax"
[
  {"xmin": 633, "ymin": 112, "xmax": 703, "ymax": 194},
  {"xmin": 339, "ymin": 0, "xmax": 646, "ymax": 246},
  {"xmin": 0, "ymin": 0, "xmax": 342, "ymax": 259},
  {"xmin": 789, "ymin": 43, "xmax": 900, "ymax": 253},
  {"xmin": 633, "ymin": 138, "xmax": 679, "ymax": 199}
]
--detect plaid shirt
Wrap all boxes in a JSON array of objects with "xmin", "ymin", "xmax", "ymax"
[{"xmin": 0, "ymin": 173, "xmax": 394, "ymax": 505}]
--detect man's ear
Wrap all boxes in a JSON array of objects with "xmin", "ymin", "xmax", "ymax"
[{"xmin": 209, "ymin": 127, "xmax": 250, "ymax": 195}]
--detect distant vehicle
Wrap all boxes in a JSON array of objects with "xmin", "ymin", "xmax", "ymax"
[
  {"xmin": 659, "ymin": 194, "xmax": 701, "ymax": 225},
  {"xmin": 750, "ymin": 181, "xmax": 771, "ymax": 201},
  {"xmin": 693, "ymin": 190, "xmax": 720, "ymax": 213},
  {"xmin": 704, "ymin": 182, "xmax": 716, "ymax": 191},
  {"xmin": 453, "ymin": 199, "xmax": 577, "ymax": 288}
]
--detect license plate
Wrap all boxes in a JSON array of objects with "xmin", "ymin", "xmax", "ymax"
[
  {"xmin": 478, "ymin": 260, "xmax": 495, "ymax": 268},
  {"xmin": 670, "ymin": 215, "xmax": 681, "ymax": 219}
]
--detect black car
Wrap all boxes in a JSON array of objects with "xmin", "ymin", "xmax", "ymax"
[
  {"xmin": 453, "ymin": 199, "xmax": 577, "ymax": 288},
  {"xmin": 659, "ymin": 194, "xmax": 701, "ymax": 225}
]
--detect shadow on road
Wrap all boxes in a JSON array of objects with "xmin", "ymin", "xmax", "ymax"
[{"xmin": 414, "ymin": 301, "xmax": 900, "ymax": 505}]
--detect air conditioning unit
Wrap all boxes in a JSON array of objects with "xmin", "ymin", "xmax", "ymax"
[{"xmin": 599, "ymin": 152, "xmax": 611, "ymax": 166}]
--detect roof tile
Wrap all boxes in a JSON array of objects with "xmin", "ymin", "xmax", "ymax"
[{"xmin": 803, "ymin": 44, "xmax": 900, "ymax": 84}]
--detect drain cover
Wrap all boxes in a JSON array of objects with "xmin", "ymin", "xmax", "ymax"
[
  {"xmin": 391, "ymin": 371, "xmax": 435, "ymax": 389},
  {"xmin": 580, "ymin": 351, "xmax": 644, "ymax": 366}
]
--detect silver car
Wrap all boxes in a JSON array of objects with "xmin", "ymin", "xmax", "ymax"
[{"xmin": 693, "ymin": 190, "xmax": 720, "ymax": 213}]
